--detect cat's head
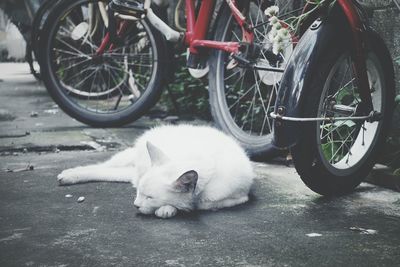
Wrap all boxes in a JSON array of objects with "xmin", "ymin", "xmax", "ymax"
[{"xmin": 133, "ymin": 141, "xmax": 198, "ymax": 215}]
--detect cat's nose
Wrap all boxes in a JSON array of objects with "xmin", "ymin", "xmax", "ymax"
[{"xmin": 134, "ymin": 204, "xmax": 140, "ymax": 209}]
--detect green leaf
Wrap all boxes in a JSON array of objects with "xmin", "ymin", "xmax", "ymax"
[
  {"xmin": 334, "ymin": 120, "xmax": 356, "ymax": 128},
  {"xmin": 321, "ymin": 142, "xmax": 338, "ymax": 162}
]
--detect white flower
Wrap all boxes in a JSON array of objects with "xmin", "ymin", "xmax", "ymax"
[
  {"xmin": 272, "ymin": 34, "xmax": 291, "ymax": 55},
  {"xmin": 273, "ymin": 34, "xmax": 283, "ymax": 43},
  {"xmin": 273, "ymin": 22, "xmax": 282, "ymax": 31},
  {"xmin": 265, "ymin": 6, "xmax": 279, "ymax": 17},
  {"xmin": 268, "ymin": 16, "xmax": 278, "ymax": 26},
  {"xmin": 272, "ymin": 42, "xmax": 283, "ymax": 55},
  {"xmin": 268, "ymin": 28, "xmax": 278, "ymax": 42},
  {"xmin": 277, "ymin": 28, "xmax": 290, "ymax": 39}
]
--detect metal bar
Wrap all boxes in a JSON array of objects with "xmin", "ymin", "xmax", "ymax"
[
  {"xmin": 147, "ymin": 8, "xmax": 181, "ymax": 41},
  {"xmin": 226, "ymin": 0, "xmax": 253, "ymax": 42},
  {"xmin": 253, "ymin": 65, "xmax": 285, "ymax": 73},
  {"xmin": 115, "ymin": 13, "xmax": 139, "ymax": 21},
  {"xmin": 109, "ymin": 20, "xmax": 129, "ymax": 50},
  {"xmin": 189, "ymin": 0, "xmax": 215, "ymax": 53},
  {"xmin": 96, "ymin": 32, "xmax": 110, "ymax": 55},
  {"xmin": 192, "ymin": 40, "xmax": 240, "ymax": 53},
  {"xmin": 98, "ymin": 2, "xmax": 109, "ymax": 27},
  {"xmin": 226, "ymin": 0, "xmax": 245, "ymax": 23},
  {"xmin": 332, "ymin": 104, "xmax": 356, "ymax": 114},
  {"xmin": 270, "ymin": 112, "xmax": 371, "ymax": 122},
  {"xmin": 185, "ymin": 0, "xmax": 196, "ymax": 43}
]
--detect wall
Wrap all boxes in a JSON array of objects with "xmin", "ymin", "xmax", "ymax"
[
  {"xmin": 0, "ymin": 8, "xmax": 26, "ymax": 61},
  {"xmin": 358, "ymin": 0, "xmax": 400, "ymax": 128}
]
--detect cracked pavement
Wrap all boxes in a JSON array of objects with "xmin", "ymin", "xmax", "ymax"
[{"xmin": 1, "ymin": 63, "xmax": 400, "ymax": 267}]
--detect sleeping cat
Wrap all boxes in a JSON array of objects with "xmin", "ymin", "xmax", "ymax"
[{"xmin": 57, "ymin": 124, "xmax": 254, "ymax": 218}]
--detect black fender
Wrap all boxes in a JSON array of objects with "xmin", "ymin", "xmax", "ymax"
[{"xmin": 271, "ymin": 3, "xmax": 381, "ymax": 150}]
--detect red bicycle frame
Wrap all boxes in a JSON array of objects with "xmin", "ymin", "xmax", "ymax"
[
  {"xmin": 98, "ymin": 0, "xmax": 372, "ymax": 112},
  {"xmin": 97, "ymin": 0, "xmax": 251, "ymax": 56},
  {"xmin": 338, "ymin": 0, "xmax": 373, "ymax": 112},
  {"xmin": 185, "ymin": 0, "xmax": 253, "ymax": 54}
]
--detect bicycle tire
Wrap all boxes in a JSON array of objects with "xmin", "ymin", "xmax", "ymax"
[
  {"xmin": 40, "ymin": 0, "xmax": 169, "ymax": 127},
  {"xmin": 30, "ymin": 0, "xmax": 63, "ymax": 80},
  {"xmin": 291, "ymin": 33, "xmax": 395, "ymax": 196},
  {"xmin": 208, "ymin": 1, "xmax": 295, "ymax": 159}
]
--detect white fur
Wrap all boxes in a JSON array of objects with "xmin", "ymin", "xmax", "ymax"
[{"xmin": 58, "ymin": 124, "xmax": 254, "ymax": 218}]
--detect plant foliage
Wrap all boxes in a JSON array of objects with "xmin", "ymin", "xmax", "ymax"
[{"xmin": 159, "ymin": 52, "xmax": 211, "ymax": 119}]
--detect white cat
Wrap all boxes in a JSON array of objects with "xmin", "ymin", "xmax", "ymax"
[{"xmin": 57, "ymin": 124, "xmax": 254, "ymax": 218}]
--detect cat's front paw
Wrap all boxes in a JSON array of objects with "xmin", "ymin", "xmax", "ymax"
[
  {"xmin": 155, "ymin": 205, "xmax": 178, "ymax": 219},
  {"xmin": 57, "ymin": 168, "xmax": 78, "ymax": 185}
]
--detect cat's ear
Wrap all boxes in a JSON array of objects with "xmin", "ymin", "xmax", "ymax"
[
  {"xmin": 172, "ymin": 170, "xmax": 198, "ymax": 193},
  {"xmin": 146, "ymin": 141, "xmax": 169, "ymax": 166}
]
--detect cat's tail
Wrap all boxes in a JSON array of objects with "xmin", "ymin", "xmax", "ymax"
[{"xmin": 57, "ymin": 164, "xmax": 137, "ymax": 186}]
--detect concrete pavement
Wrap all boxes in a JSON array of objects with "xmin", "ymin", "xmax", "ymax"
[{"xmin": 1, "ymin": 63, "xmax": 400, "ymax": 267}]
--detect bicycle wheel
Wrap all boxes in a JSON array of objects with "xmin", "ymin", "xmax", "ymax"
[
  {"xmin": 40, "ymin": 0, "xmax": 168, "ymax": 127},
  {"xmin": 208, "ymin": 0, "xmax": 302, "ymax": 159},
  {"xmin": 291, "ymin": 36, "xmax": 395, "ymax": 196},
  {"xmin": 30, "ymin": 0, "xmax": 62, "ymax": 79}
]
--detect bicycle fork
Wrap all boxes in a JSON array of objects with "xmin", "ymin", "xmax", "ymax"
[{"xmin": 270, "ymin": 0, "xmax": 389, "ymax": 149}]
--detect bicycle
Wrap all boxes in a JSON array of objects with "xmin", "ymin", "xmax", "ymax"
[
  {"xmin": 39, "ymin": 0, "xmax": 172, "ymax": 127},
  {"xmin": 270, "ymin": 0, "xmax": 395, "ymax": 195},
  {"xmin": 38, "ymin": 0, "xmax": 303, "ymax": 158},
  {"xmin": 39, "ymin": 0, "xmax": 396, "ymax": 187}
]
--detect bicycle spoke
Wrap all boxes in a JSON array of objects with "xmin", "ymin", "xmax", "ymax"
[
  {"xmin": 232, "ymin": 69, "xmax": 247, "ymax": 121},
  {"xmin": 56, "ymin": 57, "xmax": 92, "ymax": 73},
  {"xmin": 60, "ymin": 65, "xmax": 96, "ymax": 84},
  {"xmin": 53, "ymin": 48, "xmax": 90, "ymax": 58},
  {"xmin": 57, "ymin": 54, "xmax": 90, "ymax": 62},
  {"xmin": 73, "ymin": 67, "xmax": 100, "ymax": 89},
  {"xmin": 217, "ymin": 0, "xmax": 301, "ymax": 138},
  {"xmin": 331, "ymin": 78, "xmax": 356, "ymax": 99},
  {"xmin": 241, "ymin": 88, "xmax": 258, "ymax": 131},
  {"xmin": 228, "ymin": 82, "xmax": 257, "ymax": 110},
  {"xmin": 224, "ymin": 69, "xmax": 241, "ymax": 82},
  {"xmin": 253, "ymin": 72, "xmax": 268, "ymax": 116},
  {"xmin": 110, "ymin": 58, "xmax": 152, "ymax": 68},
  {"xmin": 55, "ymin": 37, "xmax": 91, "ymax": 59},
  {"xmin": 225, "ymin": 68, "xmax": 247, "ymax": 95},
  {"xmin": 328, "ymin": 127, "xmax": 357, "ymax": 163}
]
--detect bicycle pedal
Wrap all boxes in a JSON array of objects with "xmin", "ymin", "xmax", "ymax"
[
  {"xmin": 187, "ymin": 51, "xmax": 209, "ymax": 78},
  {"xmin": 188, "ymin": 66, "xmax": 209, "ymax": 79},
  {"xmin": 231, "ymin": 53, "xmax": 252, "ymax": 67},
  {"xmin": 187, "ymin": 52, "xmax": 207, "ymax": 69},
  {"xmin": 110, "ymin": 0, "xmax": 145, "ymax": 16}
]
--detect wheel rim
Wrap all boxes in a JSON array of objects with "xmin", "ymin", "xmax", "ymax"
[
  {"xmin": 49, "ymin": 0, "xmax": 157, "ymax": 115},
  {"xmin": 215, "ymin": 0, "xmax": 300, "ymax": 145},
  {"xmin": 316, "ymin": 53, "xmax": 384, "ymax": 173}
]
